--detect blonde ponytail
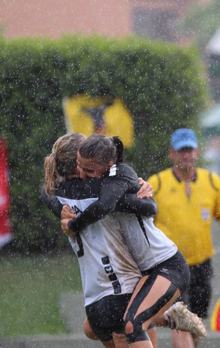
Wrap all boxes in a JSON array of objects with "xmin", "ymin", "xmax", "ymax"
[{"xmin": 44, "ymin": 132, "xmax": 85, "ymax": 195}]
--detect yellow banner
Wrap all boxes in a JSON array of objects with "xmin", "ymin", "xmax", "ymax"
[
  {"xmin": 63, "ymin": 94, "xmax": 134, "ymax": 147},
  {"xmin": 210, "ymin": 298, "xmax": 220, "ymax": 331}
]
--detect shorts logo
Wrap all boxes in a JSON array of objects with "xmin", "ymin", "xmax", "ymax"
[
  {"xmin": 201, "ymin": 208, "xmax": 211, "ymax": 221},
  {"xmin": 160, "ymin": 268, "xmax": 169, "ymax": 274}
]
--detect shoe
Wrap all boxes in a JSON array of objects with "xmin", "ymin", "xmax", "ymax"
[{"xmin": 164, "ymin": 302, "xmax": 207, "ymax": 337}]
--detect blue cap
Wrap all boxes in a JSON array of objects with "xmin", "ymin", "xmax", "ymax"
[{"xmin": 171, "ymin": 128, "xmax": 198, "ymax": 151}]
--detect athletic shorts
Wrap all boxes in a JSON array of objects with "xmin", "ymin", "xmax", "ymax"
[
  {"xmin": 176, "ymin": 258, "xmax": 213, "ymax": 318},
  {"xmin": 85, "ymin": 293, "xmax": 156, "ymax": 342},
  {"xmin": 85, "ymin": 293, "xmax": 132, "ymax": 341},
  {"xmin": 141, "ymin": 250, "xmax": 190, "ymax": 294}
]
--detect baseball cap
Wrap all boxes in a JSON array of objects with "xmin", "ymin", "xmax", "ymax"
[{"xmin": 171, "ymin": 128, "xmax": 198, "ymax": 151}]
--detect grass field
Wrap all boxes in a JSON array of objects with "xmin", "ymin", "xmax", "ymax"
[{"xmin": 0, "ymin": 252, "xmax": 82, "ymax": 337}]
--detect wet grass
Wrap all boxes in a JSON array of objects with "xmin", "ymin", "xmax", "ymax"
[{"xmin": 0, "ymin": 252, "xmax": 82, "ymax": 337}]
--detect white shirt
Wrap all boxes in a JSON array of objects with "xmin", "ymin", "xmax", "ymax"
[
  {"xmin": 114, "ymin": 212, "xmax": 178, "ymax": 271},
  {"xmin": 58, "ymin": 196, "xmax": 141, "ymax": 306}
]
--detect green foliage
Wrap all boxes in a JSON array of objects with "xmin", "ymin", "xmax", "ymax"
[
  {"xmin": 0, "ymin": 35, "xmax": 209, "ymax": 251},
  {"xmin": 180, "ymin": 0, "xmax": 220, "ymax": 50}
]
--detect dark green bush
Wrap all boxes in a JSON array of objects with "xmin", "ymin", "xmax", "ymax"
[{"xmin": 0, "ymin": 35, "xmax": 208, "ymax": 251}]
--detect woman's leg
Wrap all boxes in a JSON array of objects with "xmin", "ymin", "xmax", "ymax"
[
  {"xmin": 84, "ymin": 317, "xmax": 116, "ymax": 347},
  {"xmin": 124, "ymin": 274, "xmax": 181, "ymax": 348},
  {"xmin": 100, "ymin": 339, "xmax": 117, "ymax": 348},
  {"xmin": 146, "ymin": 326, "xmax": 157, "ymax": 348},
  {"xmin": 171, "ymin": 330, "xmax": 195, "ymax": 348},
  {"xmin": 113, "ymin": 332, "xmax": 128, "ymax": 348},
  {"xmin": 112, "ymin": 328, "xmax": 157, "ymax": 348},
  {"xmin": 112, "ymin": 331, "xmax": 157, "ymax": 348},
  {"xmin": 84, "ymin": 317, "xmax": 99, "ymax": 340},
  {"xmin": 84, "ymin": 306, "xmax": 158, "ymax": 348}
]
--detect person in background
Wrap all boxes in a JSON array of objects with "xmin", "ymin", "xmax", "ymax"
[{"xmin": 146, "ymin": 128, "xmax": 220, "ymax": 348}]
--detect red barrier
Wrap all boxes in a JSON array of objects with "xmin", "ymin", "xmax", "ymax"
[{"xmin": 0, "ymin": 138, "xmax": 12, "ymax": 248}]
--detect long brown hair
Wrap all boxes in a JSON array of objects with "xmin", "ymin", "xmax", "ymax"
[{"xmin": 44, "ymin": 132, "xmax": 86, "ymax": 195}]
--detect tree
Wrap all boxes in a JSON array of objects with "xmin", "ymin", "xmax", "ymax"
[{"xmin": 180, "ymin": 0, "xmax": 220, "ymax": 51}]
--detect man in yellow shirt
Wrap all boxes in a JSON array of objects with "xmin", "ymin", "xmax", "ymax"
[{"xmin": 147, "ymin": 128, "xmax": 220, "ymax": 348}]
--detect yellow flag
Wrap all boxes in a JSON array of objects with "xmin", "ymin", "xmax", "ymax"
[
  {"xmin": 63, "ymin": 94, "xmax": 134, "ymax": 147},
  {"xmin": 210, "ymin": 298, "xmax": 220, "ymax": 331}
]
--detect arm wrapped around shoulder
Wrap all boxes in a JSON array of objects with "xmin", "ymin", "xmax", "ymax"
[{"xmin": 115, "ymin": 194, "xmax": 157, "ymax": 217}]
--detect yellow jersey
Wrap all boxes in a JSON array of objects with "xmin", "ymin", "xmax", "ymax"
[{"xmin": 148, "ymin": 168, "xmax": 220, "ymax": 266}]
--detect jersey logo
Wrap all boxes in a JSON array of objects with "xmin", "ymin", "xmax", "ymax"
[
  {"xmin": 104, "ymin": 265, "xmax": 113, "ymax": 273},
  {"xmin": 201, "ymin": 208, "xmax": 211, "ymax": 221},
  {"xmin": 109, "ymin": 164, "xmax": 117, "ymax": 177},
  {"xmin": 73, "ymin": 205, "xmax": 82, "ymax": 215}
]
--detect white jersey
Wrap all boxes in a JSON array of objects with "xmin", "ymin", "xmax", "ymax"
[
  {"xmin": 65, "ymin": 162, "xmax": 177, "ymax": 273},
  {"xmin": 112, "ymin": 212, "xmax": 178, "ymax": 272},
  {"xmin": 58, "ymin": 196, "xmax": 141, "ymax": 307}
]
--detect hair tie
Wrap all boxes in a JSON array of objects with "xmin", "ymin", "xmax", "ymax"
[{"xmin": 51, "ymin": 153, "xmax": 57, "ymax": 159}]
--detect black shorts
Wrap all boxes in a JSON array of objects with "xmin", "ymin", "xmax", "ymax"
[
  {"xmin": 86, "ymin": 293, "xmax": 156, "ymax": 341},
  {"xmin": 85, "ymin": 293, "xmax": 132, "ymax": 341},
  {"xmin": 176, "ymin": 258, "xmax": 213, "ymax": 318},
  {"xmin": 141, "ymin": 250, "xmax": 190, "ymax": 294}
]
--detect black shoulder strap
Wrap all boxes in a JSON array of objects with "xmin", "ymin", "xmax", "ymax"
[
  {"xmin": 154, "ymin": 173, "xmax": 161, "ymax": 195},
  {"xmin": 209, "ymin": 172, "xmax": 219, "ymax": 192}
]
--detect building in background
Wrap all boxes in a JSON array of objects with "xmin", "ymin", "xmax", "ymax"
[
  {"xmin": 4, "ymin": 0, "xmax": 220, "ymax": 173},
  {"xmin": 0, "ymin": 0, "xmax": 211, "ymax": 44},
  {"xmin": 200, "ymin": 103, "xmax": 220, "ymax": 175},
  {"xmin": 206, "ymin": 27, "xmax": 220, "ymax": 103}
]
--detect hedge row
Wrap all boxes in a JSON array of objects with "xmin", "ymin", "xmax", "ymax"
[{"xmin": 0, "ymin": 35, "xmax": 208, "ymax": 251}]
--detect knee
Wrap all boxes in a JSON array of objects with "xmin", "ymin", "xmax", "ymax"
[
  {"xmin": 125, "ymin": 321, "xmax": 134, "ymax": 335},
  {"xmin": 125, "ymin": 322, "xmax": 150, "ymax": 344},
  {"xmin": 124, "ymin": 317, "xmax": 150, "ymax": 344}
]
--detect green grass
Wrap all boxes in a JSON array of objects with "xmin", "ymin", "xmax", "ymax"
[{"xmin": 0, "ymin": 253, "xmax": 82, "ymax": 337}]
